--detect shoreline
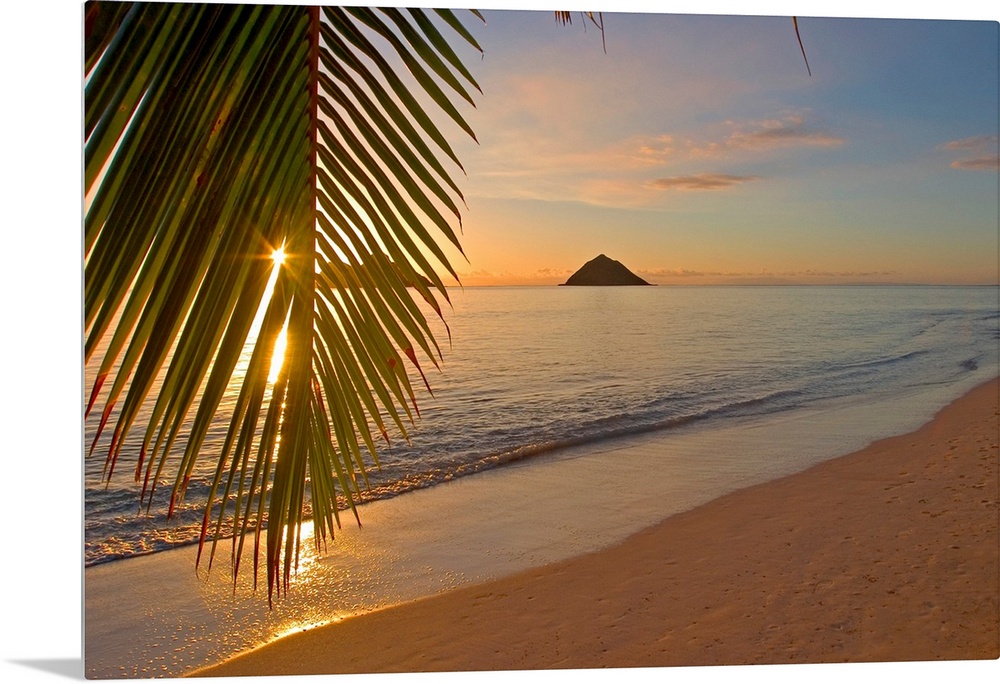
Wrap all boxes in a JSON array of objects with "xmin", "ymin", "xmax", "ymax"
[
  {"xmin": 83, "ymin": 374, "xmax": 998, "ymax": 678},
  {"xmin": 197, "ymin": 377, "xmax": 999, "ymax": 676}
]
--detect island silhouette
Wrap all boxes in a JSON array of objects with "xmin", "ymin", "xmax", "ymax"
[{"xmin": 561, "ymin": 254, "xmax": 653, "ymax": 286}]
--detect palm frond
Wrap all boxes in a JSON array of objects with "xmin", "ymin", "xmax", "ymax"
[
  {"xmin": 84, "ymin": 2, "xmax": 482, "ymax": 603},
  {"xmin": 554, "ymin": 10, "xmax": 605, "ymax": 53}
]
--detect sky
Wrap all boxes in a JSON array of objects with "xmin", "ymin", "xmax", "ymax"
[{"xmin": 426, "ymin": 5, "xmax": 1000, "ymax": 285}]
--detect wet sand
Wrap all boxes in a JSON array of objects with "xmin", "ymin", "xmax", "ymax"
[{"xmin": 196, "ymin": 378, "xmax": 999, "ymax": 676}]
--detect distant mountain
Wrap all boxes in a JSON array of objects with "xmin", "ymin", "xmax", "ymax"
[{"xmin": 561, "ymin": 254, "xmax": 652, "ymax": 286}]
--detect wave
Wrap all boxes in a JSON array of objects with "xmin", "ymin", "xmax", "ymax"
[
  {"xmin": 827, "ymin": 349, "xmax": 928, "ymax": 376},
  {"xmin": 352, "ymin": 388, "xmax": 809, "ymax": 500},
  {"xmin": 85, "ymin": 385, "xmax": 816, "ymax": 566}
]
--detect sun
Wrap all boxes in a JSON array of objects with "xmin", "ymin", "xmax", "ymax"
[{"xmin": 271, "ymin": 246, "xmax": 286, "ymax": 266}]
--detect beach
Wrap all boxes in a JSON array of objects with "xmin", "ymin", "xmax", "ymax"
[{"xmin": 194, "ymin": 378, "xmax": 999, "ymax": 676}]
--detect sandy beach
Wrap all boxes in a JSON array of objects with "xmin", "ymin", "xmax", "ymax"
[{"xmin": 195, "ymin": 378, "xmax": 999, "ymax": 676}]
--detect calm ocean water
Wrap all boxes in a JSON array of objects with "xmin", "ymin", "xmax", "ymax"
[{"xmin": 84, "ymin": 285, "xmax": 999, "ymax": 566}]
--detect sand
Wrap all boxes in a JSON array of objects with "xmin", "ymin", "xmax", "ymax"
[{"xmin": 195, "ymin": 378, "xmax": 999, "ymax": 677}]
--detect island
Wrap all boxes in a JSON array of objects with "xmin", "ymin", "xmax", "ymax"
[{"xmin": 561, "ymin": 254, "xmax": 653, "ymax": 286}]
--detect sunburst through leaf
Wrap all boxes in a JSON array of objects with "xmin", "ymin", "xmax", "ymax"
[{"xmin": 84, "ymin": 2, "xmax": 484, "ymax": 603}]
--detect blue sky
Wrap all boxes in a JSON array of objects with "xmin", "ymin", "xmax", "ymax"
[{"xmin": 430, "ymin": 5, "xmax": 999, "ymax": 284}]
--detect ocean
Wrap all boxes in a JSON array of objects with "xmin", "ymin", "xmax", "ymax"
[{"xmin": 84, "ymin": 284, "xmax": 999, "ymax": 567}]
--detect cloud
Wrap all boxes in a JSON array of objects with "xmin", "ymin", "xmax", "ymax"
[
  {"xmin": 456, "ymin": 266, "xmax": 575, "ymax": 286},
  {"xmin": 950, "ymin": 157, "xmax": 1000, "ymax": 171},
  {"xmin": 634, "ymin": 268, "xmax": 898, "ymax": 285},
  {"xmin": 638, "ymin": 268, "xmax": 719, "ymax": 278},
  {"xmin": 940, "ymin": 135, "xmax": 998, "ymax": 150},
  {"xmin": 939, "ymin": 135, "xmax": 999, "ymax": 171},
  {"xmin": 789, "ymin": 269, "xmax": 894, "ymax": 278},
  {"xmin": 689, "ymin": 112, "xmax": 845, "ymax": 157},
  {"xmin": 620, "ymin": 112, "xmax": 844, "ymax": 168},
  {"xmin": 647, "ymin": 173, "xmax": 760, "ymax": 191},
  {"xmin": 533, "ymin": 267, "xmax": 573, "ymax": 277},
  {"xmin": 727, "ymin": 126, "xmax": 845, "ymax": 151},
  {"xmin": 466, "ymin": 104, "xmax": 840, "ymax": 207},
  {"xmin": 630, "ymin": 135, "xmax": 676, "ymax": 166}
]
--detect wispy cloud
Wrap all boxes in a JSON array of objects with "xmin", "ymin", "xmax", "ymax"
[
  {"xmin": 939, "ymin": 135, "xmax": 999, "ymax": 171},
  {"xmin": 951, "ymin": 157, "xmax": 1000, "ymax": 170},
  {"xmin": 940, "ymin": 135, "xmax": 997, "ymax": 150},
  {"xmin": 629, "ymin": 135, "xmax": 677, "ymax": 167},
  {"xmin": 468, "ymin": 95, "xmax": 843, "ymax": 207},
  {"xmin": 532, "ymin": 267, "xmax": 574, "ymax": 278},
  {"xmin": 622, "ymin": 111, "xmax": 845, "ymax": 167},
  {"xmin": 635, "ymin": 268, "xmax": 897, "ymax": 284},
  {"xmin": 648, "ymin": 173, "xmax": 760, "ymax": 191},
  {"xmin": 689, "ymin": 112, "xmax": 845, "ymax": 157},
  {"xmin": 457, "ymin": 267, "xmax": 574, "ymax": 286},
  {"xmin": 637, "ymin": 268, "xmax": 723, "ymax": 278}
]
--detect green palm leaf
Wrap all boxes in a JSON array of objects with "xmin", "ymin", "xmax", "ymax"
[{"xmin": 84, "ymin": 1, "xmax": 481, "ymax": 604}]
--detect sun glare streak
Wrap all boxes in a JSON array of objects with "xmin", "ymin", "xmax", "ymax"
[
  {"xmin": 265, "ymin": 244, "xmax": 289, "ymax": 384},
  {"xmin": 269, "ymin": 322, "xmax": 288, "ymax": 384}
]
